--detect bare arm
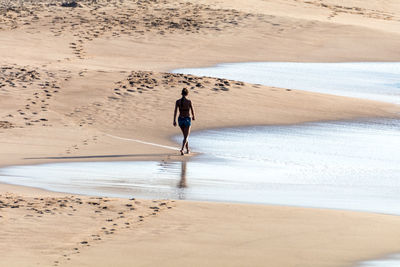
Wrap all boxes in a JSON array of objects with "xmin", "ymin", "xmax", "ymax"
[
  {"xmin": 173, "ymin": 101, "xmax": 178, "ymax": 126},
  {"xmin": 190, "ymin": 101, "xmax": 195, "ymax": 121}
]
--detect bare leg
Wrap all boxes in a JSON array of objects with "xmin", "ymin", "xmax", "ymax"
[
  {"xmin": 180, "ymin": 126, "xmax": 190, "ymax": 155},
  {"xmin": 185, "ymin": 126, "xmax": 191, "ymax": 153},
  {"xmin": 185, "ymin": 126, "xmax": 191, "ymax": 154},
  {"xmin": 179, "ymin": 126, "xmax": 185, "ymax": 155},
  {"xmin": 185, "ymin": 141, "xmax": 190, "ymax": 154}
]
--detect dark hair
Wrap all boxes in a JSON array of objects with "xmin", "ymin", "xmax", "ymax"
[{"xmin": 181, "ymin": 88, "xmax": 188, "ymax": 96}]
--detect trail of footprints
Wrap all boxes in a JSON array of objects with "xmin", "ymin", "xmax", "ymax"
[
  {"xmin": 298, "ymin": 0, "xmax": 396, "ymax": 20},
  {"xmin": 0, "ymin": 193, "xmax": 175, "ymax": 266},
  {"xmin": 0, "ymin": 66, "xmax": 72, "ymax": 128},
  {"xmin": 65, "ymin": 135, "xmax": 98, "ymax": 154},
  {"xmin": 57, "ymin": 1, "xmax": 260, "ymax": 59},
  {"xmin": 2, "ymin": 0, "xmax": 347, "ymax": 60},
  {"xmin": 1, "ymin": 0, "xmax": 268, "ymax": 59},
  {"xmin": 0, "ymin": 65, "xmax": 99, "ymax": 155},
  {"xmin": 0, "ymin": 120, "xmax": 14, "ymax": 129},
  {"xmin": 1, "ymin": 0, "xmax": 398, "ymax": 53}
]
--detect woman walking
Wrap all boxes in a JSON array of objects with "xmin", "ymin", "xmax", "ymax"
[{"xmin": 173, "ymin": 88, "xmax": 195, "ymax": 155}]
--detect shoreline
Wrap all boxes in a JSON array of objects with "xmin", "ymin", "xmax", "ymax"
[
  {"xmin": 1, "ymin": 112, "xmax": 399, "ymax": 169},
  {"xmin": 4, "ymin": 177, "xmax": 400, "ymax": 218},
  {"xmin": 168, "ymin": 60, "xmax": 400, "ymax": 74},
  {"xmin": 2, "ymin": 115, "xmax": 400, "ymax": 213}
]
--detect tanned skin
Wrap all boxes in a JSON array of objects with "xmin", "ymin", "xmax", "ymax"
[{"xmin": 173, "ymin": 94, "xmax": 195, "ymax": 155}]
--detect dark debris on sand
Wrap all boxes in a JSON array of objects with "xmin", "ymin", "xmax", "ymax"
[{"xmin": 113, "ymin": 71, "xmax": 245, "ymax": 97}]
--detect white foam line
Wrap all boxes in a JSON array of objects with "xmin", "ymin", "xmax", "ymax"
[{"xmin": 104, "ymin": 133, "xmax": 179, "ymax": 151}]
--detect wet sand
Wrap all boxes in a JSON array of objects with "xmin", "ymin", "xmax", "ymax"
[
  {"xmin": 3, "ymin": 119, "xmax": 400, "ymax": 216},
  {"xmin": 1, "ymin": 0, "xmax": 400, "ymax": 266}
]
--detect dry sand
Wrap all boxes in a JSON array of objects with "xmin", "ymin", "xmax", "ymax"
[
  {"xmin": 2, "ymin": 186, "xmax": 400, "ymax": 267},
  {"xmin": 0, "ymin": 184, "xmax": 176, "ymax": 266},
  {"xmin": 63, "ymin": 202, "xmax": 400, "ymax": 267},
  {"xmin": 1, "ymin": 0, "xmax": 400, "ymax": 266}
]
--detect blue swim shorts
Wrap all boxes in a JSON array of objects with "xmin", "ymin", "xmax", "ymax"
[{"xmin": 178, "ymin": 117, "xmax": 191, "ymax": 127}]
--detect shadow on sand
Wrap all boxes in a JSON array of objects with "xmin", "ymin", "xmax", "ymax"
[{"xmin": 24, "ymin": 153, "xmax": 174, "ymax": 160}]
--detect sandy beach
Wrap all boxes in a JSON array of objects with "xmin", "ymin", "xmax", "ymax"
[{"xmin": 1, "ymin": 0, "xmax": 400, "ymax": 266}]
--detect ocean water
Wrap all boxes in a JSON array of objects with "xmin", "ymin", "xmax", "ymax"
[
  {"xmin": 358, "ymin": 255, "xmax": 400, "ymax": 267},
  {"xmin": 173, "ymin": 62, "xmax": 400, "ymax": 104}
]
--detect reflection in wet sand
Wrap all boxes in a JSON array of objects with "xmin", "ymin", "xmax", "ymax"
[
  {"xmin": 177, "ymin": 161, "xmax": 187, "ymax": 199},
  {"xmin": 178, "ymin": 161, "xmax": 187, "ymax": 188}
]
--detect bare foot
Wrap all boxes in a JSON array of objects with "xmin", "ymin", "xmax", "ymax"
[
  {"xmin": 180, "ymin": 150, "xmax": 184, "ymax": 155},
  {"xmin": 186, "ymin": 149, "xmax": 190, "ymax": 154}
]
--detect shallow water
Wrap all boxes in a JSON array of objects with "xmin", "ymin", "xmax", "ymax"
[
  {"xmin": 358, "ymin": 255, "xmax": 400, "ymax": 267},
  {"xmin": 173, "ymin": 62, "xmax": 400, "ymax": 104},
  {"xmin": 1, "ymin": 119, "xmax": 400, "ymax": 215}
]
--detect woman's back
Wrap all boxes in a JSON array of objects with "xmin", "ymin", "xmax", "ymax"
[{"xmin": 177, "ymin": 97, "xmax": 191, "ymax": 117}]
